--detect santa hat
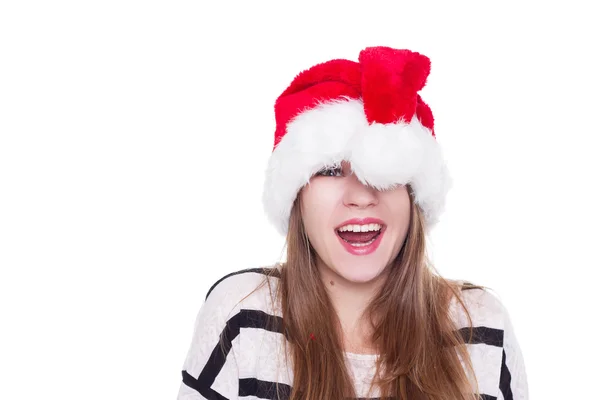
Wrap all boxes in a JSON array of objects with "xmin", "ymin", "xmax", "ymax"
[{"xmin": 262, "ymin": 46, "xmax": 452, "ymax": 236}]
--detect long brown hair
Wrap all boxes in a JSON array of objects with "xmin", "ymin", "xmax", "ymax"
[{"xmin": 249, "ymin": 185, "xmax": 484, "ymax": 399}]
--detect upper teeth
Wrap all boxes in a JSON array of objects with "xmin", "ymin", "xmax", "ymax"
[{"xmin": 338, "ymin": 223, "xmax": 382, "ymax": 232}]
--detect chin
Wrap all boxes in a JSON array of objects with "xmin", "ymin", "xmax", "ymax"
[{"xmin": 333, "ymin": 259, "xmax": 387, "ymax": 284}]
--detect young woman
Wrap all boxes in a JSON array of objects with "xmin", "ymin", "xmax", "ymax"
[{"xmin": 177, "ymin": 46, "xmax": 529, "ymax": 400}]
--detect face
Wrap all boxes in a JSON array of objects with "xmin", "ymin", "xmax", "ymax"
[{"xmin": 299, "ymin": 160, "xmax": 411, "ymax": 285}]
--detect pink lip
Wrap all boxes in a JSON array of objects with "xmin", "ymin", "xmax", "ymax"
[{"xmin": 335, "ymin": 217, "xmax": 386, "ymax": 256}]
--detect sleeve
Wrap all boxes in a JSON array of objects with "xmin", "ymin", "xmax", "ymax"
[
  {"xmin": 499, "ymin": 301, "xmax": 529, "ymax": 400},
  {"xmin": 176, "ymin": 281, "xmax": 241, "ymax": 400}
]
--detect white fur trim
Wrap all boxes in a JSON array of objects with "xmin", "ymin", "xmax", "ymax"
[{"xmin": 262, "ymin": 98, "xmax": 453, "ymax": 236}]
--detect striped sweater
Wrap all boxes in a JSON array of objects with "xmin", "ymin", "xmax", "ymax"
[{"xmin": 177, "ymin": 267, "xmax": 528, "ymax": 399}]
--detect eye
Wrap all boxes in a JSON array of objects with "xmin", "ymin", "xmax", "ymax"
[{"xmin": 316, "ymin": 165, "xmax": 343, "ymax": 177}]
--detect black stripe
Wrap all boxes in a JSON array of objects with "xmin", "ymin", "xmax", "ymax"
[
  {"xmin": 182, "ymin": 309, "xmax": 283, "ymax": 397},
  {"xmin": 458, "ymin": 326, "xmax": 504, "ymax": 347},
  {"xmin": 461, "ymin": 282, "xmax": 481, "ymax": 291},
  {"xmin": 198, "ymin": 310, "xmax": 283, "ymax": 388},
  {"xmin": 479, "ymin": 394, "xmax": 497, "ymax": 400},
  {"xmin": 239, "ymin": 377, "xmax": 292, "ymax": 399},
  {"xmin": 499, "ymin": 348, "xmax": 513, "ymax": 400},
  {"xmin": 182, "ymin": 370, "xmax": 229, "ymax": 400},
  {"xmin": 205, "ymin": 267, "xmax": 280, "ymax": 300}
]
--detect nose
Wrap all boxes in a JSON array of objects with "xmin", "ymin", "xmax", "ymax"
[{"xmin": 342, "ymin": 172, "xmax": 379, "ymax": 209}]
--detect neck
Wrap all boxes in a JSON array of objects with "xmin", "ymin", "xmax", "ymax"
[{"xmin": 317, "ymin": 260, "xmax": 387, "ymax": 353}]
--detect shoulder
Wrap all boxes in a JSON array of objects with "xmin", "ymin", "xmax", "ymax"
[
  {"xmin": 450, "ymin": 280, "xmax": 508, "ymax": 331},
  {"xmin": 453, "ymin": 281, "xmax": 529, "ymax": 398},
  {"xmin": 203, "ymin": 265, "xmax": 282, "ymax": 314}
]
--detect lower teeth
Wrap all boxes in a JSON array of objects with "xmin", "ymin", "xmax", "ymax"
[{"xmin": 349, "ymin": 237, "xmax": 376, "ymax": 247}]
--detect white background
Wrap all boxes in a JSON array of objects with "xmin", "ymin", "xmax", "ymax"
[{"xmin": 1, "ymin": 1, "xmax": 598, "ymax": 399}]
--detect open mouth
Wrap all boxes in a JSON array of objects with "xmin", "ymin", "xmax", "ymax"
[{"xmin": 336, "ymin": 223, "xmax": 384, "ymax": 247}]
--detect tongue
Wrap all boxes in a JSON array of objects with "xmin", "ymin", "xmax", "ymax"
[{"xmin": 338, "ymin": 230, "xmax": 379, "ymax": 243}]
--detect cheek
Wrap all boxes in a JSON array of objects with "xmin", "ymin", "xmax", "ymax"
[
  {"xmin": 300, "ymin": 185, "xmax": 339, "ymax": 240},
  {"xmin": 302, "ymin": 202, "xmax": 331, "ymax": 238},
  {"xmin": 382, "ymin": 188, "xmax": 412, "ymax": 230}
]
